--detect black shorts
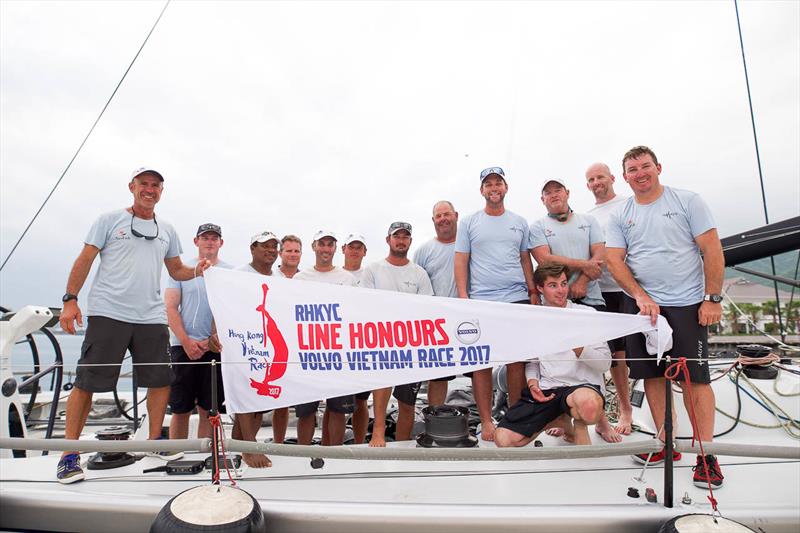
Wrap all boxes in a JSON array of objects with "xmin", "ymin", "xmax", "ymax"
[
  {"xmin": 75, "ymin": 316, "xmax": 170, "ymax": 392},
  {"xmin": 392, "ymin": 382, "xmax": 421, "ymax": 406},
  {"xmin": 295, "ymin": 394, "xmax": 356, "ymax": 418},
  {"xmin": 622, "ymin": 295, "xmax": 710, "ymax": 384},
  {"xmin": 168, "ymin": 346, "xmax": 226, "ymax": 414},
  {"xmin": 355, "ymin": 391, "xmax": 371, "ymax": 401},
  {"xmin": 601, "ymin": 291, "xmax": 627, "ymax": 354},
  {"xmin": 430, "ymin": 375, "xmax": 456, "ymax": 383},
  {"xmin": 464, "ymin": 298, "xmax": 530, "ymax": 379},
  {"xmin": 498, "ymin": 384, "xmax": 603, "ymax": 438}
]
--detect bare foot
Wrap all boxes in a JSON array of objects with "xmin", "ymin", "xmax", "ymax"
[
  {"xmin": 614, "ymin": 410, "xmax": 633, "ymax": 435},
  {"xmin": 545, "ymin": 427, "xmax": 565, "ymax": 438},
  {"xmin": 242, "ymin": 453, "xmax": 272, "ymax": 468},
  {"xmin": 479, "ymin": 421, "xmax": 496, "ymax": 442},
  {"xmin": 595, "ymin": 416, "xmax": 623, "ymax": 443},
  {"xmin": 369, "ymin": 432, "xmax": 386, "ymax": 447}
]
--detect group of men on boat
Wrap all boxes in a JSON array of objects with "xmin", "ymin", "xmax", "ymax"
[{"xmin": 54, "ymin": 145, "xmax": 725, "ymax": 491}]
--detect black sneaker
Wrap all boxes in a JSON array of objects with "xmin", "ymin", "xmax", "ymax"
[
  {"xmin": 632, "ymin": 447, "xmax": 682, "ymax": 465},
  {"xmin": 693, "ymin": 454, "xmax": 724, "ymax": 488},
  {"xmin": 57, "ymin": 453, "xmax": 85, "ymax": 484}
]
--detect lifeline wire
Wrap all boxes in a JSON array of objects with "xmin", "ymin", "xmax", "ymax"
[{"xmin": 0, "ymin": 0, "xmax": 171, "ymax": 272}]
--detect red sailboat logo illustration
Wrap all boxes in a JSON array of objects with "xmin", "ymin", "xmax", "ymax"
[{"xmin": 250, "ymin": 283, "xmax": 288, "ymax": 398}]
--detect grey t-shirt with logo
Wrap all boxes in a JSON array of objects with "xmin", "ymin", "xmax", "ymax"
[
  {"xmin": 529, "ymin": 212, "xmax": 605, "ymax": 307},
  {"xmin": 588, "ymin": 195, "xmax": 628, "ymax": 293},
  {"xmin": 606, "ymin": 186, "xmax": 715, "ymax": 307},
  {"xmin": 455, "ymin": 210, "xmax": 530, "ymax": 302},
  {"xmin": 413, "ymin": 239, "xmax": 458, "ymax": 298},
  {"xmin": 361, "ymin": 259, "xmax": 434, "ymax": 295},
  {"xmin": 85, "ymin": 208, "xmax": 182, "ymax": 324}
]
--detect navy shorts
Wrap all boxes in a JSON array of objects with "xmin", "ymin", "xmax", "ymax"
[
  {"xmin": 498, "ymin": 384, "xmax": 603, "ymax": 438},
  {"xmin": 75, "ymin": 316, "xmax": 170, "ymax": 392},
  {"xmin": 601, "ymin": 291, "xmax": 627, "ymax": 354},
  {"xmin": 392, "ymin": 382, "xmax": 421, "ymax": 406},
  {"xmin": 622, "ymin": 295, "xmax": 710, "ymax": 384},
  {"xmin": 295, "ymin": 394, "xmax": 356, "ymax": 418},
  {"xmin": 168, "ymin": 346, "xmax": 226, "ymax": 414}
]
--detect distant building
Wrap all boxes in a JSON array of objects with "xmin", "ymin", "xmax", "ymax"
[{"xmin": 721, "ymin": 277, "xmax": 793, "ymax": 335}]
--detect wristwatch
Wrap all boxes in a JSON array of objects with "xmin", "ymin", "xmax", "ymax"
[
  {"xmin": 62, "ymin": 293, "xmax": 78, "ymax": 303},
  {"xmin": 703, "ymin": 294, "xmax": 722, "ymax": 303}
]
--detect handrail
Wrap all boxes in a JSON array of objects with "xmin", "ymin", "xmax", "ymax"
[{"xmin": 2, "ymin": 437, "xmax": 798, "ymax": 461}]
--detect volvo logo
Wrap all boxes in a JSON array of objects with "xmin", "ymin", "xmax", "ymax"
[{"xmin": 456, "ymin": 321, "xmax": 481, "ymax": 345}]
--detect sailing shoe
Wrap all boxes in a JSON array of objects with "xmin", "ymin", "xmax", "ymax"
[
  {"xmin": 693, "ymin": 454, "xmax": 724, "ymax": 488},
  {"xmin": 632, "ymin": 447, "xmax": 682, "ymax": 465},
  {"xmin": 146, "ymin": 438, "xmax": 184, "ymax": 461},
  {"xmin": 57, "ymin": 453, "xmax": 85, "ymax": 484}
]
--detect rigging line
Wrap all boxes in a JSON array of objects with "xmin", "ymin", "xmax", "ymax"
[
  {"xmin": 0, "ymin": 0, "xmax": 172, "ymax": 273},
  {"xmin": 733, "ymin": 0, "xmax": 785, "ymax": 342}
]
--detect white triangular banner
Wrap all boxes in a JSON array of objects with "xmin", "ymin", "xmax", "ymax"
[{"xmin": 205, "ymin": 267, "xmax": 671, "ymax": 414}]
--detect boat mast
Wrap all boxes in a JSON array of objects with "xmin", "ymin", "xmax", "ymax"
[{"xmin": 733, "ymin": 0, "xmax": 787, "ymax": 342}]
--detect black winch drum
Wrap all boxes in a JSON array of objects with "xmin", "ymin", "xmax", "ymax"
[{"xmin": 416, "ymin": 404, "xmax": 478, "ymax": 448}]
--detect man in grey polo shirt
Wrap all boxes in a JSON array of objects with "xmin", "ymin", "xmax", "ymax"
[
  {"xmin": 454, "ymin": 167, "xmax": 537, "ymax": 442},
  {"xmin": 57, "ymin": 167, "xmax": 210, "ymax": 484},
  {"xmin": 165, "ymin": 223, "xmax": 232, "ymax": 441},
  {"xmin": 414, "ymin": 200, "xmax": 459, "ymax": 406},
  {"xmin": 529, "ymin": 178, "xmax": 620, "ymax": 443},
  {"xmin": 586, "ymin": 162, "xmax": 633, "ymax": 435},
  {"xmin": 606, "ymin": 145, "xmax": 725, "ymax": 488},
  {"xmin": 362, "ymin": 222, "xmax": 434, "ymax": 447}
]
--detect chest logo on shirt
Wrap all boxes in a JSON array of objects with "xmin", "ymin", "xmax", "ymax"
[
  {"xmin": 509, "ymin": 226, "xmax": 524, "ymax": 234},
  {"xmin": 402, "ymin": 280, "xmax": 418, "ymax": 290},
  {"xmin": 625, "ymin": 218, "xmax": 636, "ymax": 230},
  {"xmin": 662, "ymin": 211, "xmax": 680, "ymax": 220},
  {"xmin": 544, "ymin": 228, "xmax": 556, "ymax": 238},
  {"xmin": 578, "ymin": 224, "xmax": 591, "ymax": 233},
  {"xmin": 113, "ymin": 229, "xmax": 131, "ymax": 240}
]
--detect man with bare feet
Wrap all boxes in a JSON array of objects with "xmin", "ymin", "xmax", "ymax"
[
  {"xmin": 586, "ymin": 162, "xmax": 634, "ymax": 435},
  {"xmin": 529, "ymin": 178, "xmax": 620, "ymax": 443},
  {"xmin": 455, "ymin": 167, "xmax": 537, "ymax": 442},
  {"xmin": 342, "ymin": 233, "xmax": 371, "ymax": 443},
  {"xmin": 361, "ymin": 222, "xmax": 434, "ymax": 447},
  {"xmin": 495, "ymin": 263, "xmax": 611, "ymax": 448},
  {"xmin": 231, "ymin": 230, "xmax": 286, "ymax": 467},
  {"xmin": 166, "ymin": 224, "xmax": 231, "ymax": 442},
  {"xmin": 414, "ymin": 201, "xmax": 460, "ymax": 407},
  {"xmin": 295, "ymin": 231, "xmax": 358, "ymax": 446}
]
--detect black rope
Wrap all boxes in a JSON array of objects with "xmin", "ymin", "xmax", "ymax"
[
  {"xmin": 0, "ymin": 0, "xmax": 171, "ymax": 272},
  {"xmin": 733, "ymin": 0, "xmax": 786, "ymax": 342}
]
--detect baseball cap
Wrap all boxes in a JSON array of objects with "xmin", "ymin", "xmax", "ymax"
[
  {"xmin": 479, "ymin": 167, "xmax": 505, "ymax": 183},
  {"xmin": 196, "ymin": 223, "xmax": 222, "ymax": 237},
  {"xmin": 130, "ymin": 167, "xmax": 164, "ymax": 182},
  {"xmin": 387, "ymin": 221, "xmax": 412, "ymax": 236},
  {"xmin": 345, "ymin": 233, "xmax": 367, "ymax": 245},
  {"xmin": 541, "ymin": 178, "xmax": 567, "ymax": 193},
  {"xmin": 250, "ymin": 231, "xmax": 278, "ymax": 245},
  {"xmin": 313, "ymin": 230, "xmax": 337, "ymax": 242}
]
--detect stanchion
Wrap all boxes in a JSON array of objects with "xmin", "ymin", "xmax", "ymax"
[
  {"xmin": 209, "ymin": 360, "xmax": 219, "ymax": 484},
  {"xmin": 664, "ymin": 356, "xmax": 674, "ymax": 508}
]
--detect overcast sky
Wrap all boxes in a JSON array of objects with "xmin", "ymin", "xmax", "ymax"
[{"xmin": 1, "ymin": 0, "xmax": 798, "ymax": 312}]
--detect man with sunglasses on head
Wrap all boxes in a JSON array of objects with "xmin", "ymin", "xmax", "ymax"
[{"xmin": 57, "ymin": 167, "xmax": 211, "ymax": 484}]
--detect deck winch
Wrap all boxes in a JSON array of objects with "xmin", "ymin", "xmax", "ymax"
[
  {"xmin": 737, "ymin": 344, "xmax": 778, "ymax": 380},
  {"xmin": 415, "ymin": 405, "xmax": 478, "ymax": 448},
  {"xmin": 87, "ymin": 426, "xmax": 136, "ymax": 470}
]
